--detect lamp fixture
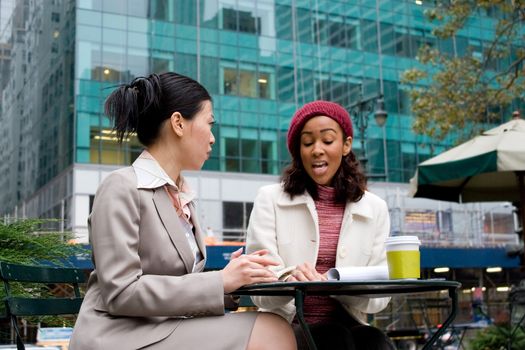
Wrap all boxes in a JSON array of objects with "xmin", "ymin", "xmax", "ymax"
[
  {"xmin": 486, "ymin": 267, "xmax": 502, "ymax": 273},
  {"xmin": 374, "ymin": 97, "xmax": 387, "ymax": 127},
  {"xmin": 434, "ymin": 267, "xmax": 449, "ymax": 273},
  {"xmin": 347, "ymin": 93, "xmax": 388, "ymax": 179}
]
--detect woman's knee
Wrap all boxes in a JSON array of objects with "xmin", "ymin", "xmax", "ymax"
[{"xmin": 248, "ymin": 312, "xmax": 297, "ymax": 350}]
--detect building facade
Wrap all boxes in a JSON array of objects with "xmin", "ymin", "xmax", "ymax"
[{"xmin": 0, "ymin": 0, "xmax": 521, "ymax": 255}]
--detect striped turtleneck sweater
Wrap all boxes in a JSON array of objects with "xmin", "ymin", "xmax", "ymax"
[{"xmin": 302, "ymin": 185, "xmax": 346, "ymax": 324}]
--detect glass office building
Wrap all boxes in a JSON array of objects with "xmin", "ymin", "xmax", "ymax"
[{"xmin": 0, "ymin": 0, "xmax": 522, "ymax": 243}]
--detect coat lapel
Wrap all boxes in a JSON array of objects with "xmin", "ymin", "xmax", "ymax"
[
  {"xmin": 189, "ymin": 203, "xmax": 207, "ymax": 272},
  {"xmin": 152, "ymin": 188, "xmax": 194, "ymax": 274}
]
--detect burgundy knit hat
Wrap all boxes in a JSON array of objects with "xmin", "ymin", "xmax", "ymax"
[{"xmin": 287, "ymin": 100, "xmax": 353, "ymax": 156}]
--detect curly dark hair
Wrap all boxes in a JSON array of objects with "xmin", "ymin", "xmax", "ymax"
[{"xmin": 281, "ymin": 149, "xmax": 367, "ymax": 204}]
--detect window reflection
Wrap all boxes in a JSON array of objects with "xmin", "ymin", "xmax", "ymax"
[
  {"xmin": 222, "ymin": 201, "xmax": 253, "ymax": 241},
  {"xmin": 90, "ymin": 127, "xmax": 142, "ymax": 165},
  {"xmin": 223, "ymin": 68, "xmax": 238, "ymax": 95},
  {"xmin": 91, "ymin": 66, "xmax": 132, "ymax": 82},
  {"xmin": 222, "ymin": 8, "xmax": 260, "ymax": 34},
  {"xmin": 222, "ymin": 66, "xmax": 274, "ymax": 99},
  {"xmin": 221, "ymin": 133, "xmax": 277, "ymax": 174},
  {"xmin": 314, "ymin": 16, "xmax": 359, "ymax": 49}
]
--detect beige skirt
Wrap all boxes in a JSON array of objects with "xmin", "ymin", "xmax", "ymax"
[{"xmin": 143, "ymin": 311, "xmax": 258, "ymax": 350}]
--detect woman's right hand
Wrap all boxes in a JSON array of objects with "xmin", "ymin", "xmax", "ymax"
[
  {"xmin": 221, "ymin": 248, "xmax": 279, "ymax": 293},
  {"xmin": 286, "ymin": 262, "xmax": 327, "ymax": 282}
]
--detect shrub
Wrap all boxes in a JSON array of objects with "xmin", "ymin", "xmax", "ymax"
[{"xmin": 469, "ymin": 324, "xmax": 525, "ymax": 350}]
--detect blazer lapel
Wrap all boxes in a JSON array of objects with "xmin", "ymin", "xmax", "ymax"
[
  {"xmin": 152, "ymin": 188, "xmax": 194, "ymax": 274},
  {"xmin": 189, "ymin": 203, "xmax": 207, "ymax": 272}
]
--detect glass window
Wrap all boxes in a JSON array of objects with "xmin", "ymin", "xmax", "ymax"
[
  {"xmin": 174, "ymin": 53, "xmax": 197, "ymax": 80},
  {"xmin": 200, "ymin": 56, "xmax": 219, "ymax": 94},
  {"xmin": 222, "ymin": 65, "xmax": 275, "ymax": 99},
  {"xmin": 224, "ymin": 137, "xmax": 240, "ymax": 172},
  {"xmin": 223, "ymin": 67, "xmax": 238, "ymax": 95},
  {"xmin": 239, "ymin": 69, "xmax": 256, "ymax": 97},
  {"xmin": 222, "ymin": 8, "xmax": 260, "ymax": 34},
  {"xmin": 313, "ymin": 16, "xmax": 358, "ymax": 49},
  {"xmin": 361, "ymin": 19, "xmax": 377, "ymax": 53},
  {"xmin": 201, "ymin": 0, "xmax": 219, "ymax": 29},
  {"xmin": 102, "ymin": 0, "xmax": 127, "ymax": 14},
  {"xmin": 149, "ymin": 0, "xmax": 171, "ymax": 21},
  {"xmin": 438, "ymin": 210, "xmax": 453, "ymax": 234},
  {"xmin": 127, "ymin": 52, "xmax": 149, "ymax": 79},
  {"xmin": 315, "ymin": 77, "xmax": 360, "ymax": 108},
  {"xmin": 275, "ymin": 4, "xmax": 292, "ymax": 40},
  {"xmin": 127, "ymin": 32, "xmax": 149, "ymax": 49},
  {"xmin": 77, "ymin": 0, "xmax": 102, "ymax": 10},
  {"xmin": 77, "ymin": 9, "xmax": 102, "ymax": 26},
  {"xmin": 89, "ymin": 127, "xmax": 141, "ymax": 165},
  {"xmin": 483, "ymin": 212, "xmax": 514, "ymax": 234},
  {"xmin": 260, "ymin": 135, "xmax": 277, "ymax": 174},
  {"xmin": 258, "ymin": 72, "xmax": 272, "ymax": 99},
  {"xmin": 151, "ymin": 57, "xmax": 172, "ymax": 74},
  {"xmin": 128, "ymin": 16, "xmax": 149, "ymax": 32},
  {"xmin": 77, "ymin": 41, "xmax": 101, "ymax": 78},
  {"xmin": 51, "ymin": 12, "xmax": 60, "ymax": 23},
  {"xmin": 277, "ymin": 67, "xmax": 294, "ymax": 102},
  {"xmin": 222, "ymin": 201, "xmax": 253, "ymax": 241},
  {"xmin": 255, "ymin": 0, "xmax": 276, "ymax": 38},
  {"xmin": 241, "ymin": 138, "xmax": 259, "ymax": 173},
  {"xmin": 174, "ymin": 0, "xmax": 196, "ymax": 25},
  {"xmin": 296, "ymin": 7, "xmax": 312, "ymax": 43},
  {"xmin": 102, "ymin": 28, "xmax": 126, "ymax": 45},
  {"xmin": 103, "ymin": 13, "xmax": 127, "ymax": 30},
  {"xmin": 99, "ymin": 48, "xmax": 127, "ymax": 81},
  {"xmin": 77, "ymin": 25, "xmax": 102, "ymax": 42},
  {"xmin": 127, "ymin": 0, "xmax": 149, "ymax": 17}
]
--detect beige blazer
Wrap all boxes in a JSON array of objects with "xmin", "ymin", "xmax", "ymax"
[
  {"xmin": 246, "ymin": 183, "xmax": 390, "ymax": 323},
  {"xmin": 70, "ymin": 167, "xmax": 230, "ymax": 349}
]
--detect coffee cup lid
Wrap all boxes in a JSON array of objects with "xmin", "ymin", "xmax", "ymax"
[{"xmin": 385, "ymin": 235, "xmax": 421, "ymax": 245}]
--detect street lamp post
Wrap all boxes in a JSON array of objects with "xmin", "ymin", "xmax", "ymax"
[{"xmin": 347, "ymin": 94, "xmax": 388, "ymax": 179}]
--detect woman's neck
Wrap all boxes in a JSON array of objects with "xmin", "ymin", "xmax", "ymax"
[{"xmin": 147, "ymin": 144, "xmax": 182, "ymax": 186}]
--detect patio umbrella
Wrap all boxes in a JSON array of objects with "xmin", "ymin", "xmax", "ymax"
[{"xmin": 409, "ymin": 116, "xmax": 525, "ymax": 247}]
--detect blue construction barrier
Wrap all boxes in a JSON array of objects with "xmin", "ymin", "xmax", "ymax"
[{"xmin": 66, "ymin": 245, "xmax": 520, "ymax": 271}]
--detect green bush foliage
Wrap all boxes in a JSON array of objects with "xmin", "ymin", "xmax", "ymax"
[
  {"xmin": 0, "ymin": 218, "xmax": 88, "ymax": 327},
  {"xmin": 0, "ymin": 218, "xmax": 82, "ymax": 265},
  {"xmin": 469, "ymin": 324, "xmax": 525, "ymax": 350}
]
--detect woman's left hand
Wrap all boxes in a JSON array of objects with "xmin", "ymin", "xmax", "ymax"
[{"xmin": 287, "ymin": 262, "xmax": 327, "ymax": 282}]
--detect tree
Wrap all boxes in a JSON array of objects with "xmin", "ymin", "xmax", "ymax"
[{"xmin": 402, "ymin": 0, "xmax": 525, "ymax": 145}]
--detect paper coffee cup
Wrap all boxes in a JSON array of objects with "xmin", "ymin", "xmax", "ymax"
[{"xmin": 385, "ymin": 236, "xmax": 421, "ymax": 279}]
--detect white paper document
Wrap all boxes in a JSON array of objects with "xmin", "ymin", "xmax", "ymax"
[{"xmin": 326, "ymin": 266, "xmax": 389, "ymax": 281}]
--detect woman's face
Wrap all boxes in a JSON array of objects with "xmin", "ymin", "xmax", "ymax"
[
  {"xmin": 299, "ymin": 116, "xmax": 352, "ymax": 186},
  {"xmin": 180, "ymin": 100, "xmax": 215, "ymax": 170}
]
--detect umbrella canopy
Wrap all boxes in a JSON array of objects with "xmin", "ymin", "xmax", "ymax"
[
  {"xmin": 409, "ymin": 117, "xmax": 525, "ymax": 261},
  {"xmin": 410, "ymin": 118, "xmax": 525, "ymax": 203}
]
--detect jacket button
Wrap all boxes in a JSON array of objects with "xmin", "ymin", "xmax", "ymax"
[{"xmin": 339, "ymin": 246, "xmax": 347, "ymax": 258}]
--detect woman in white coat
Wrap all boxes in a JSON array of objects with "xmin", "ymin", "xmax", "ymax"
[{"xmin": 246, "ymin": 100, "xmax": 395, "ymax": 350}]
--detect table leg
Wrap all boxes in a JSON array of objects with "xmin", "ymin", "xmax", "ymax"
[
  {"xmin": 294, "ymin": 289, "xmax": 317, "ymax": 350},
  {"xmin": 422, "ymin": 287, "xmax": 459, "ymax": 350}
]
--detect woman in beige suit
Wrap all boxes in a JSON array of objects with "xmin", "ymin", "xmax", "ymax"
[
  {"xmin": 246, "ymin": 101, "xmax": 395, "ymax": 349},
  {"xmin": 70, "ymin": 72, "xmax": 296, "ymax": 350}
]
